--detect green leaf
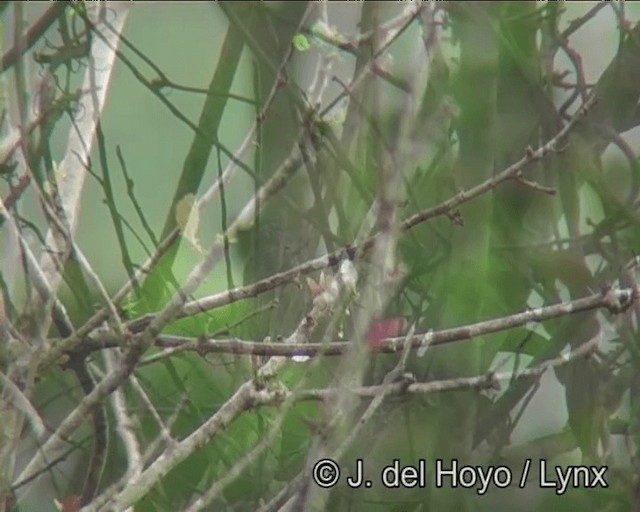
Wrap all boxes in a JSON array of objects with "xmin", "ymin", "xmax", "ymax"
[
  {"xmin": 292, "ymin": 33, "xmax": 310, "ymax": 52},
  {"xmin": 499, "ymin": 328, "xmax": 550, "ymax": 357}
]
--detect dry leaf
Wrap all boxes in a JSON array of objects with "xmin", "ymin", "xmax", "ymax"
[{"xmin": 175, "ymin": 193, "xmax": 204, "ymax": 254}]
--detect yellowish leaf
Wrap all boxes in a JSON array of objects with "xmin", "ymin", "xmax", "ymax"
[{"xmin": 175, "ymin": 194, "xmax": 204, "ymax": 254}]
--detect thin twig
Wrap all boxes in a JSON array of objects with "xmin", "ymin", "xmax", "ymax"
[
  {"xmin": 80, "ymin": 285, "xmax": 635, "ymax": 359},
  {"xmin": 0, "ymin": 3, "xmax": 68, "ymax": 72},
  {"xmin": 255, "ymin": 325, "xmax": 602, "ymax": 512},
  {"xmin": 120, "ymin": 94, "xmax": 597, "ymax": 336},
  {"xmin": 30, "ymin": 4, "xmax": 130, "ymax": 328}
]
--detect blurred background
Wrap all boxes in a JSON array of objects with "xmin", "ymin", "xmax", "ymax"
[{"xmin": 2, "ymin": 3, "xmax": 640, "ymax": 511}]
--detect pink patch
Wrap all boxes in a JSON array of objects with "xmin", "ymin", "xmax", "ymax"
[{"xmin": 366, "ymin": 317, "xmax": 406, "ymax": 347}]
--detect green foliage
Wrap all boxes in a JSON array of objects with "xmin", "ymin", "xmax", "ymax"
[
  {"xmin": 292, "ymin": 33, "xmax": 311, "ymax": 52},
  {"xmin": 5, "ymin": 3, "xmax": 640, "ymax": 511}
]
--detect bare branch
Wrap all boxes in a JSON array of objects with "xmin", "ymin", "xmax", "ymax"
[
  {"xmin": 121, "ymin": 93, "xmax": 596, "ymax": 336},
  {"xmin": 31, "ymin": 4, "xmax": 130, "ymax": 326},
  {"xmin": 79, "ymin": 285, "xmax": 636, "ymax": 359},
  {"xmin": 0, "ymin": 3, "xmax": 67, "ymax": 72}
]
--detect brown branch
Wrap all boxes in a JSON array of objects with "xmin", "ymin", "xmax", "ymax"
[
  {"xmin": 514, "ymin": 172, "xmax": 557, "ymax": 195},
  {"xmin": 40, "ymin": 6, "xmax": 310, "ymax": 366},
  {"xmin": 319, "ymin": 3, "xmax": 424, "ymax": 117},
  {"xmin": 94, "ymin": 311, "xmax": 601, "ymax": 511},
  {"xmin": 0, "ymin": 3, "xmax": 68, "ymax": 73},
  {"xmin": 122, "ymin": 94, "xmax": 597, "ymax": 336},
  {"xmin": 290, "ymin": 332, "xmax": 597, "ymax": 400},
  {"xmin": 79, "ymin": 285, "xmax": 636, "ymax": 360},
  {"xmin": 22, "ymin": 112, "xmax": 313, "ymax": 495},
  {"xmin": 255, "ymin": 328, "xmax": 602, "ymax": 512},
  {"xmin": 93, "ymin": 381, "xmax": 255, "ymax": 511},
  {"xmin": 559, "ymin": 3, "xmax": 608, "ymax": 41},
  {"xmin": 300, "ymin": 19, "xmax": 413, "ymax": 93},
  {"xmin": 88, "ymin": 252, "xmax": 620, "ymax": 510},
  {"xmin": 556, "ymin": 34, "xmax": 589, "ymax": 114}
]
